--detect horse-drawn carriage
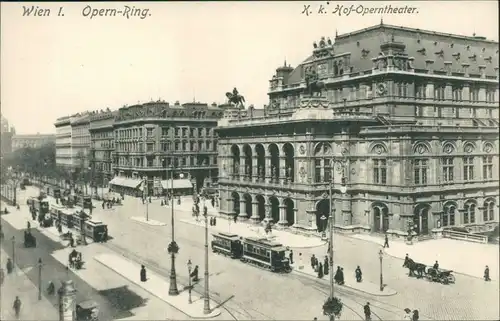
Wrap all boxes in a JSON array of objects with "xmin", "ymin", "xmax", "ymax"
[
  {"xmin": 425, "ymin": 268, "xmax": 456, "ymax": 284},
  {"xmin": 24, "ymin": 231, "xmax": 36, "ymax": 248},
  {"xmin": 406, "ymin": 258, "xmax": 455, "ymax": 284},
  {"xmin": 76, "ymin": 300, "xmax": 99, "ymax": 320}
]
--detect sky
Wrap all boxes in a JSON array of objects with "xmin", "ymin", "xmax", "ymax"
[{"xmin": 1, "ymin": 1, "xmax": 498, "ymax": 134}]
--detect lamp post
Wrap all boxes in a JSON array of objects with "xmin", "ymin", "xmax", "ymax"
[
  {"xmin": 187, "ymin": 259, "xmax": 192, "ymax": 304},
  {"xmin": 167, "ymin": 159, "xmax": 180, "ymax": 296},
  {"xmin": 379, "ymin": 249, "xmax": 384, "ymax": 291},
  {"xmin": 11, "ymin": 236, "xmax": 15, "ymax": 269},
  {"xmin": 80, "ymin": 211, "xmax": 87, "ymax": 246},
  {"xmin": 203, "ymin": 201, "xmax": 211, "ymax": 314},
  {"xmin": 143, "ymin": 177, "xmax": 149, "ymax": 221},
  {"xmin": 38, "ymin": 258, "xmax": 43, "ymax": 300}
]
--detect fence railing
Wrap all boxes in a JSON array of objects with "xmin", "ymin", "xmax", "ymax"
[{"xmin": 442, "ymin": 230, "xmax": 488, "ymax": 244}]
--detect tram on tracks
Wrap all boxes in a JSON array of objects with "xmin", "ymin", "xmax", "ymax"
[{"xmin": 211, "ymin": 232, "xmax": 292, "ymax": 273}]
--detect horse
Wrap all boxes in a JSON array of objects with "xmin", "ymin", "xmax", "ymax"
[
  {"xmin": 406, "ymin": 259, "xmax": 427, "ymax": 278},
  {"xmin": 226, "ymin": 88, "xmax": 245, "ymax": 108}
]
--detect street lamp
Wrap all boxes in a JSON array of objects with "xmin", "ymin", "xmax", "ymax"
[
  {"xmin": 187, "ymin": 259, "xmax": 192, "ymax": 304},
  {"xmin": 167, "ymin": 159, "xmax": 180, "ymax": 296},
  {"xmin": 11, "ymin": 236, "xmax": 15, "ymax": 269},
  {"xmin": 80, "ymin": 211, "xmax": 87, "ymax": 246},
  {"xmin": 143, "ymin": 176, "xmax": 149, "ymax": 221},
  {"xmin": 203, "ymin": 202, "xmax": 211, "ymax": 315},
  {"xmin": 38, "ymin": 258, "xmax": 43, "ymax": 300},
  {"xmin": 379, "ymin": 249, "xmax": 384, "ymax": 292}
]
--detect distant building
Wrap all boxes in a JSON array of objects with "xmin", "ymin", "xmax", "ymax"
[
  {"xmin": 217, "ymin": 23, "xmax": 499, "ymax": 237},
  {"xmin": 11, "ymin": 133, "xmax": 55, "ymax": 151},
  {"xmin": 70, "ymin": 113, "xmax": 91, "ymax": 169},
  {"xmin": 89, "ymin": 109, "xmax": 117, "ymax": 187},
  {"xmin": 54, "ymin": 115, "xmax": 73, "ymax": 168},
  {"xmin": 110, "ymin": 101, "xmax": 223, "ymax": 196},
  {"xmin": 1, "ymin": 113, "xmax": 15, "ymax": 157}
]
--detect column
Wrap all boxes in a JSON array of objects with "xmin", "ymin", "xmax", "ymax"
[
  {"xmin": 265, "ymin": 156, "xmax": 272, "ymax": 184},
  {"xmin": 277, "ymin": 205, "xmax": 287, "ymax": 225},
  {"xmin": 239, "ymin": 199, "xmax": 248, "ymax": 219},
  {"xmin": 226, "ymin": 197, "xmax": 234, "ymax": 216},
  {"xmin": 264, "ymin": 204, "xmax": 272, "ymax": 222},
  {"xmin": 279, "ymin": 156, "xmax": 286, "ymax": 185},
  {"xmin": 252, "ymin": 156, "xmax": 258, "ymax": 182},
  {"xmin": 251, "ymin": 201, "xmax": 260, "ymax": 222},
  {"xmin": 306, "ymin": 209, "xmax": 317, "ymax": 230}
]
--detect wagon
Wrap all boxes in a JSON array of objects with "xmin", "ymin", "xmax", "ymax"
[
  {"xmin": 425, "ymin": 267, "xmax": 455, "ymax": 284},
  {"xmin": 76, "ymin": 300, "xmax": 99, "ymax": 320}
]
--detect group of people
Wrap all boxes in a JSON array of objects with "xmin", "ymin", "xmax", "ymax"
[
  {"xmin": 3, "ymin": 259, "xmax": 22, "ymax": 319},
  {"xmin": 310, "ymin": 254, "xmax": 330, "ymax": 279},
  {"xmin": 101, "ymin": 197, "xmax": 120, "ymax": 209},
  {"xmin": 403, "ymin": 307, "xmax": 420, "ymax": 321}
]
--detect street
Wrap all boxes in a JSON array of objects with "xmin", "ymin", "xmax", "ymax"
[{"xmin": 3, "ymin": 186, "xmax": 499, "ymax": 320}]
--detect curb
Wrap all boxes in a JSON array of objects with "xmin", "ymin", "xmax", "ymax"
[
  {"xmin": 292, "ymin": 268, "xmax": 398, "ymax": 297},
  {"xmin": 344, "ymin": 235, "xmax": 495, "ymax": 282},
  {"xmin": 179, "ymin": 219, "xmax": 326, "ymax": 249},
  {"xmin": 94, "ymin": 256, "xmax": 222, "ymax": 319}
]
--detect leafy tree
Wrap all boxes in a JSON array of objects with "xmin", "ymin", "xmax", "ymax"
[{"xmin": 323, "ymin": 296, "xmax": 343, "ymax": 321}]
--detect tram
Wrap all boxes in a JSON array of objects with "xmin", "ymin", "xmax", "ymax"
[{"xmin": 210, "ymin": 232, "xmax": 291, "ymax": 273}]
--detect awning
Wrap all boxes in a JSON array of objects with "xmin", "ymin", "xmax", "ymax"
[
  {"xmin": 161, "ymin": 179, "xmax": 193, "ymax": 190},
  {"xmin": 109, "ymin": 177, "xmax": 142, "ymax": 189}
]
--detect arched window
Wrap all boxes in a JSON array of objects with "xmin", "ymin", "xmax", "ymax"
[
  {"xmin": 443, "ymin": 205, "xmax": 456, "ymax": 227},
  {"xmin": 483, "ymin": 201, "xmax": 495, "ymax": 221},
  {"xmin": 464, "ymin": 202, "xmax": 476, "ymax": 224}
]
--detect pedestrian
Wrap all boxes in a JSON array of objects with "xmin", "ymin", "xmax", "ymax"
[
  {"xmin": 355, "ymin": 265, "xmax": 363, "ymax": 282},
  {"xmin": 310, "ymin": 254, "xmax": 317, "ymax": 271},
  {"xmin": 317, "ymin": 262, "xmax": 324, "ymax": 278},
  {"xmin": 403, "ymin": 308, "xmax": 413, "ymax": 320},
  {"xmin": 140, "ymin": 265, "xmax": 147, "ymax": 282},
  {"xmin": 484, "ymin": 265, "xmax": 491, "ymax": 281},
  {"xmin": 209, "ymin": 217, "xmax": 213, "ymax": 226},
  {"xmin": 323, "ymin": 256, "xmax": 329, "ymax": 275},
  {"xmin": 298, "ymin": 252, "xmax": 304, "ymax": 270},
  {"xmin": 161, "ymin": 200, "xmax": 164, "ymax": 206},
  {"xmin": 211, "ymin": 198, "xmax": 215, "ymax": 208},
  {"xmin": 289, "ymin": 250, "xmax": 294, "ymax": 265},
  {"xmin": 190, "ymin": 265, "xmax": 199, "ymax": 282},
  {"xmin": 412, "ymin": 309, "xmax": 419, "ymax": 321},
  {"xmin": 233, "ymin": 215, "xmax": 237, "ymax": 223},
  {"xmin": 6, "ymin": 258, "xmax": 13, "ymax": 274},
  {"xmin": 102, "ymin": 202, "xmax": 105, "ymax": 209},
  {"xmin": 334, "ymin": 266, "xmax": 341, "ymax": 284},
  {"xmin": 363, "ymin": 302, "xmax": 371, "ymax": 321},
  {"xmin": 13, "ymin": 296, "xmax": 21, "ymax": 319},
  {"xmin": 383, "ymin": 233, "xmax": 389, "ymax": 248},
  {"xmin": 213, "ymin": 216, "xmax": 217, "ymax": 226},
  {"xmin": 27, "ymin": 221, "xmax": 31, "ymax": 230},
  {"xmin": 149, "ymin": 196, "xmax": 151, "ymax": 203},
  {"xmin": 69, "ymin": 236, "xmax": 75, "ymax": 248},
  {"xmin": 433, "ymin": 260, "xmax": 439, "ymax": 270}
]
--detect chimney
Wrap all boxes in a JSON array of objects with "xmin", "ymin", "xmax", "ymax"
[{"xmin": 425, "ymin": 59, "xmax": 435, "ymax": 74}]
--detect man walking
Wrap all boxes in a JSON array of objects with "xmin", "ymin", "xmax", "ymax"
[
  {"xmin": 363, "ymin": 302, "xmax": 371, "ymax": 321},
  {"xmin": 13, "ymin": 296, "xmax": 21, "ymax": 319},
  {"xmin": 383, "ymin": 233, "xmax": 389, "ymax": 248}
]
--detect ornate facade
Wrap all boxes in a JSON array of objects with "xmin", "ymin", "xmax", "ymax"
[
  {"xmin": 112, "ymin": 101, "xmax": 223, "ymax": 195},
  {"xmin": 89, "ymin": 109, "xmax": 116, "ymax": 186},
  {"xmin": 217, "ymin": 23, "xmax": 500, "ymax": 236},
  {"xmin": 54, "ymin": 116, "xmax": 73, "ymax": 168}
]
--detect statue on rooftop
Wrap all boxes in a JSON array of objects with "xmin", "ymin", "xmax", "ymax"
[
  {"xmin": 225, "ymin": 87, "xmax": 246, "ymax": 109},
  {"xmin": 304, "ymin": 69, "xmax": 325, "ymax": 97}
]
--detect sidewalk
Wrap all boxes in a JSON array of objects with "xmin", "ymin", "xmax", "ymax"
[
  {"xmin": 351, "ymin": 234, "xmax": 499, "ymax": 281},
  {"xmin": 291, "ymin": 260, "xmax": 397, "ymax": 297},
  {"xmin": 0, "ymin": 206, "xmax": 39, "ymax": 230},
  {"xmin": 180, "ymin": 216, "xmax": 325, "ymax": 249},
  {"xmin": 94, "ymin": 252, "xmax": 222, "ymax": 319},
  {"xmin": 0, "ymin": 248, "xmax": 58, "ymax": 320}
]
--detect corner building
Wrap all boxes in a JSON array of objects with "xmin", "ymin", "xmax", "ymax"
[
  {"xmin": 217, "ymin": 23, "xmax": 499, "ymax": 237},
  {"xmin": 112, "ymin": 101, "xmax": 222, "ymax": 196},
  {"xmin": 89, "ymin": 109, "xmax": 117, "ymax": 186}
]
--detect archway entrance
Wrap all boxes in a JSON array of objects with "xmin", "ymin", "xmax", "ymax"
[
  {"xmin": 284, "ymin": 198, "xmax": 295, "ymax": 226},
  {"xmin": 243, "ymin": 144, "xmax": 252, "ymax": 180},
  {"xmin": 256, "ymin": 195, "xmax": 266, "ymax": 221},
  {"xmin": 268, "ymin": 144, "xmax": 279, "ymax": 183},
  {"xmin": 231, "ymin": 145, "xmax": 240, "ymax": 178},
  {"xmin": 283, "ymin": 143, "xmax": 295, "ymax": 183},
  {"xmin": 243, "ymin": 193, "xmax": 252, "ymax": 218},
  {"xmin": 316, "ymin": 199, "xmax": 330, "ymax": 232},
  {"xmin": 255, "ymin": 144, "xmax": 265, "ymax": 182},
  {"xmin": 269, "ymin": 196, "xmax": 279, "ymax": 224},
  {"xmin": 413, "ymin": 205, "xmax": 430, "ymax": 235},
  {"xmin": 231, "ymin": 192, "xmax": 240, "ymax": 216},
  {"xmin": 372, "ymin": 204, "xmax": 389, "ymax": 233}
]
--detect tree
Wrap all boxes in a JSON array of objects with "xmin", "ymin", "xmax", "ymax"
[
  {"xmin": 323, "ymin": 296, "xmax": 343, "ymax": 321},
  {"xmin": 4, "ymin": 143, "xmax": 57, "ymax": 179}
]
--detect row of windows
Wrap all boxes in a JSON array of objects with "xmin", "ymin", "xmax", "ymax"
[
  {"xmin": 116, "ymin": 127, "xmax": 216, "ymax": 139},
  {"xmin": 116, "ymin": 156, "xmax": 217, "ymax": 167},
  {"xmin": 91, "ymin": 131, "xmax": 113, "ymax": 139},
  {"xmin": 116, "ymin": 140, "xmax": 217, "ymax": 153},
  {"xmin": 313, "ymin": 156, "xmax": 495, "ymax": 184},
  {"xmin": 442, "ymin": 202, "xmax": 496, "ymax": 227}
]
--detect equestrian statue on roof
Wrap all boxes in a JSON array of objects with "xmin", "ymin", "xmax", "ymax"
[
  {"xmin": 304, "ymin": 68, "xmax": 325, "ymax": 97},
  {"xmin": 226, "ymin": 88, "xmax": 246, "ymax": 109}
]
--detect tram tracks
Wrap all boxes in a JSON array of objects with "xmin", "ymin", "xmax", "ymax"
[{"xmin": 103, "ymin": 241, "xmax": 274, "ymax": 320}]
